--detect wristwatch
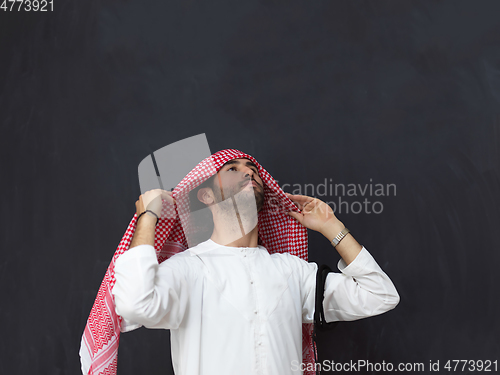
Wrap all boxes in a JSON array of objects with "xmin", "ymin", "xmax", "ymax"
[{"xmin": 331, "ymin": 227, "xmax": 350, "ymax": 247}]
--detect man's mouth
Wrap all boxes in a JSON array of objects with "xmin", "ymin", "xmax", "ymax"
[{"xmin": 242, "ymin": 180, "xmax": 261, "ymax": 189}]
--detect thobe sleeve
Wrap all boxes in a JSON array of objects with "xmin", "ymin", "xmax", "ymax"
[
  {"xmin": 301, "ymin": 246, "xmax": 399, "ymax": 323},
  {"xmin": 112, "ymin": 244, "xmax": 189, "ymax": 330}
]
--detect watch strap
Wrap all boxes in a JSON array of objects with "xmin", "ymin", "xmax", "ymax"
[{"xmin": 331, "ymin": 227, "xmax": 350, "ymax": 247}]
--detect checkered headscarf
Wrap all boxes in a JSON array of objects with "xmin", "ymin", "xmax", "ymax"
[{"xmin": 80, "ymin": 149, "xmax": 315, "ymax": 375}]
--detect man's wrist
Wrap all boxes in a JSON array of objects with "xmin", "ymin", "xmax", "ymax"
[
  {"xmin": 137, "ymin": 211, "xmax": 158, "ymax": 226},
  {"xmin": 130, "ymin": 212, "xmax": 157, "ymax": 249},
  {"xmin": 320, "ymin": 218, "xmax": 345, "ymax": 242}
]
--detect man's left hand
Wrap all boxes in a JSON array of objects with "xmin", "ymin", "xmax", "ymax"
[{"xmin": 285, "ymin": 193, "xmax": 341, "ymax": 235}]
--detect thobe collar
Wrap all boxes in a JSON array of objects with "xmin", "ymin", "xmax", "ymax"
[{"xmin": 188, "ymin": 238, "xmax": 264, "ymax": 256}]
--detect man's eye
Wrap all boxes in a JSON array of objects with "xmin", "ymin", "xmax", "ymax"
[{"xmin": 228, "ymin": 167, "xmax": 237, "ymax": 171}]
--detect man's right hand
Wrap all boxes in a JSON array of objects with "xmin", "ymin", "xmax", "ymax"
[
  {"xmin": 130, "ymin": 189, "xmax": 176, "ymax": 249},
  {"xmin": 135, "ymin": 189, "xmax": 176, "ymax": 218}
]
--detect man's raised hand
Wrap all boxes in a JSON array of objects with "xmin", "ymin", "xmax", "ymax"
[
  {"xmin": 135, "ymin": 189, "xmax": 176, "ymax": 218},
  {"xmin": 285, "ymin": 193, "xmax": 340, "ymax": 235}
]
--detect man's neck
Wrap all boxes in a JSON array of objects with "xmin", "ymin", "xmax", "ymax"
[{"xmin": 210, "ymin": 222, "xmax": 259, "ymax": 248}]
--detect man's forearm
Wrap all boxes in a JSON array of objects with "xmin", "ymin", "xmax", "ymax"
[
  {"xmin": 320, "ymin": 219, "xmax": 362, "ymax": 265},
  {"xmin": 129, "ymin": 213, "xmax": 157, "ymax": 248}
]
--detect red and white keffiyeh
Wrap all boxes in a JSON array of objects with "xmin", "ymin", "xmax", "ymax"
[{"xmin": 80, "ymin": 149, "xmax": 316, "ymax": 375}]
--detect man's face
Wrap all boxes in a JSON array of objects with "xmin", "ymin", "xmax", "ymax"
[{"xmin": 211, "ymin": 158, "xmax": 264, "ymax": 212}]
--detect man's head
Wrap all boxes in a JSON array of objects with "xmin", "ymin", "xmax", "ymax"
[
  {"xmin": 185, "ymin": 158, "xmax": 264, "ymax": 246},
  {"xmin": 195, "ymin": 158, "xmax": 264, "ymax": 212}
]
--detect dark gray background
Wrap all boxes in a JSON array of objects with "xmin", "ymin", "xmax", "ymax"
[{"xmin": 1, "ymin": 0, "xmax": 499, "ymax": 374}]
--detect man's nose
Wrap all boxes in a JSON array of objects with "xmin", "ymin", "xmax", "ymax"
[{"xmin": 242, "ymin": 167, "xmax": 255, "ymax": 179}]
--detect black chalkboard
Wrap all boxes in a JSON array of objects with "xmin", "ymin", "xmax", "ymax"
[{"xmin": 1, "ymin": 1, "xmax": 499, "ymax": 374}]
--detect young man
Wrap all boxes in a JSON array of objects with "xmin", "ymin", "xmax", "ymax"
[{"xmin": 109, "ymin": 150, "xmax": 399, "ymax": 375}]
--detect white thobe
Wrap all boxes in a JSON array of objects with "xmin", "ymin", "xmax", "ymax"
[{"xmin": 112, "ymin": 239, "xmax": 399, "ymax": 375}]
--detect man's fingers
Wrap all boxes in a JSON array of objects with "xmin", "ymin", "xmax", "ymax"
[
  {"xmin": 287, "ymin": 211, "xmax": 303, "ymax": 224},
  {"xmin": 143, "ymin": 189, "xmax": 176, "ymax": 204},
  {"xmin": 285, "ymin": 193, "xmax": 314, "ymax": 210},
  {"xmin": 285, "ymin": 193, "xmax": 313, "ymax": 203},
  {"xmin": 161, "ymin": 190, "xmax": 176, "ymax": 204},
  {"xmin": 136, "ymin": 189, "xmax": 177, "ymax": 218}
]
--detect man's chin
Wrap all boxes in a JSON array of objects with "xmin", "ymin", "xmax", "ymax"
[{"xmin": 234, "ymin": 184, "xmax": 264, "ymax": 212}]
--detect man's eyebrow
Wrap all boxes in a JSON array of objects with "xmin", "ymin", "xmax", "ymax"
[{"xmin": 222, "ymin": 160, "xmax": 259, "ymax": 172}]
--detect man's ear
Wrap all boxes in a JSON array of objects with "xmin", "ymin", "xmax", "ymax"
[{"xmin": 197, "ymin": 187, "xmax": 214, "ymax": 205}]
